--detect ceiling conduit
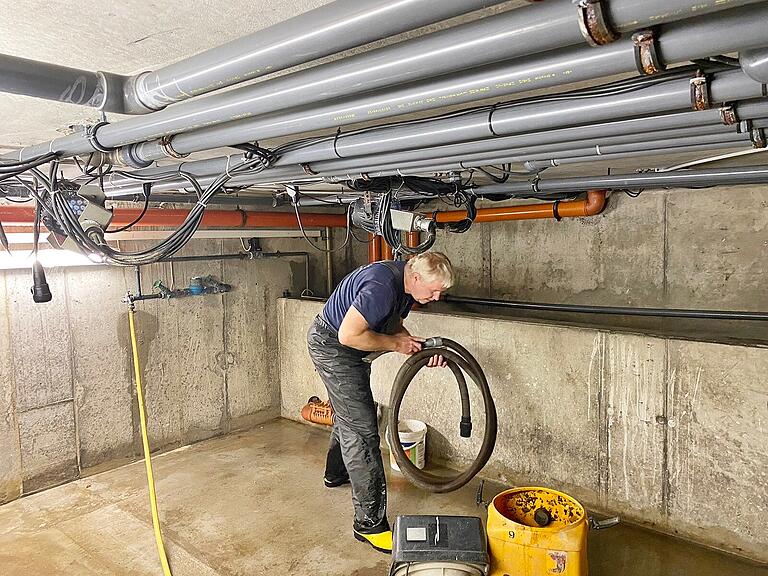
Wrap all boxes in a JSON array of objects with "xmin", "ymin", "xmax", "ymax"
[
  {"xmin": 0, "ymin": 0, "xmax": 505, "ymax": 114},
  {"xmin": 7, "ymin": 1, "xmax": 768, "ymax": 163},
  {"xmin": 122, "ymin": 3, "xmax": 768, "ymax": 165},
  {"xmin": 95, "ymin": 73, "xmax": 768, "ymax": 196}
]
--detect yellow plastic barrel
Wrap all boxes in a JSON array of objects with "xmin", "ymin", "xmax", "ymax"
[{"xmin": 487, "ymin": 486, "xmax": 587, "ymax": 576}]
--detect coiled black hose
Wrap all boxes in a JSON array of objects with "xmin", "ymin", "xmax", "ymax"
[{"xmin": 387, "ymin": 337, "xmax": 497, "ymax": 493}]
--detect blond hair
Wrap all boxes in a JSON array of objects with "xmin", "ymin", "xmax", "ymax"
[{"xmin": 406, "ymin": 251, "xmax": 454, "ymax": 289}]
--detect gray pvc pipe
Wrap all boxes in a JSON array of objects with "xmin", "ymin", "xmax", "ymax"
[
  {"xmin": 740, "ymin": 47, "xmax": 768, "ymax": 83},
  {"xmin": 319, "ymin": 134, "xmax": 753, "ymax": 180},
  {"xmin": 101, "ymin": 129, "xmax": 757, "ymax": 196},
  {"xmin": 97, "ymin": 116, "xmax": 737, "ymax": 193},
  {"xmin": 116, "ymin": 112, "xmax": 733, "ymax": 180},
  {"xmin": 470, "ymin": 165, "xmax": 768, "ymax": 195},
  {"xmin": 83, "ymin": 0, "xmax": 761, "ymax": 142},
  {"xmin": 10, "ymin": 1, "xmax": 768, "ymax": 163},
  {"xmin": 128, "ymin": 3, "xmax": 768, "ymax": 163},
  {"xmin": 125, "ymin": 0, "xmax": 508, "ymax": 112},
  {"xmin": 0, "ymin": 53, "xmax": 118, "ymax": 110},
  {"xmin": 304, "ymin": 124, "xmax": 739, "ymax": 174},
  {"xmin": 281, "ymin": 73, "xmax": 768, "ymax": 164}
]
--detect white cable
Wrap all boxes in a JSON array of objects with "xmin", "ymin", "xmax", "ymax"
[{"xmin": 657, "ymin": 146, "xmax": 767, "ymax": 172}]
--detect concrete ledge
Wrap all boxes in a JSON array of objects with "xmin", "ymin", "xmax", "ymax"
[{"xmin": 278, "ymin": 298, "xmax": 768, "ymax": 562}]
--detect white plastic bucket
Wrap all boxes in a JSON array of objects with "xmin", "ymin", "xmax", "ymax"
[{"xmin": 386, "ymin": 419, "xmax": 427, "ymax": 472}]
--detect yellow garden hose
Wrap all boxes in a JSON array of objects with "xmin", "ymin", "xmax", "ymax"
[{"xmin": 128, "ymin": 305, "xmax": 173, "ymax": 575}]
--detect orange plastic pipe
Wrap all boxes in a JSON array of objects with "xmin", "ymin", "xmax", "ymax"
[
  {"xmin": 1, "ymin": 191, "xmax": 606, "ymax": 236},
  {"xmin": 381, "ymin": 242, "xmax": 394, "ymax": 260},
  {"xmin": 434, "ymin": 190, "xmax": 606, "ymax": 223},
  {"xmin": 368, "ymin": 234, "xmax": 382, "ymax": 263},
  {"xmin": 0, "ymin": 205, "xmax": 348, "ymax": 229}
]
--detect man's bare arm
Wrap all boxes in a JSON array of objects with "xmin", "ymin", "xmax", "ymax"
[{"xmin": 338, "ymin": 306, "xmax": 422, "ymax": 354}]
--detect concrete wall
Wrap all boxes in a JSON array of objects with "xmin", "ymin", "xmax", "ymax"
[
  {"xmin": 279, "ymin": 298, "xmax": 768, "ymax": 562},
  {"xmin": 339, "ymin": 185, "xmax": 768, "ymax": 313},
  {"xmin": 0, "ymin": 234, "xmax": 344, "ymax": 504}
]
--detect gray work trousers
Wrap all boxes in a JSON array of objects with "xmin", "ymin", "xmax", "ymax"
[{"xmin": 306, "ymin": 315, "xmax": 388, "ymax": 533}]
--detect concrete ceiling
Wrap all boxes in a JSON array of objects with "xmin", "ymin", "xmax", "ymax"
[{"xmin": 0, "ymin": 0, "xmax": 333, "ymax": 148}]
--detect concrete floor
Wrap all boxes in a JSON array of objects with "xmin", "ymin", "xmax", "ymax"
[{"xmin": 0, "ymin": 419, "xmax": 765, "ymax": 576}]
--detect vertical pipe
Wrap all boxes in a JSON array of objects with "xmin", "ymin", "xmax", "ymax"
[
  {"xmin": 368, "ymin": 234, "xmax": 382, "ymax": 263},
  {"xmin": 406, "ymin": 232, "xmax": 421, "ymax": 260},
  {"xmin": 382, "ymin": 242, "xmax": 394, "ymax": 261},
  {"xmin": 324, "ymin": 227, "xmax": 333, "ymax": 296}
]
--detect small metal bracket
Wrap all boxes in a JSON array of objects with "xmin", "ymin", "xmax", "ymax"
[
  {"xmin": 589, "ymin": 516, "xmax": 621, "ymax": 530},
  {"xmin": 750, "ymin": 127, "xmax": 767, "ymax": 149},
  {"xmin": 301, "ymin": 163, "xmax": 317, "ymax": 176},
  {"xmin": 159, "ymin": 135, "xmax": 189, "ymax": 159},
  {"xmin": 84, "ymin": 121, "xmax": 112, "ymax": 153},
  {"xmin": 718, "ymin": 105, "xmax": 738, "ymax": 126},
  {"xmin": 737, "ymin": 119, "xmax": 753, "ymax": 134},
  {"xmin": 689, "ymin": 73, "xmax": 711, "ymax": 111},
  {"xmin": 475, "ymin": 480, "xmax": 490, "ymax": 508},
  {"xmin": 632, "ymin": 30, "xmax": 665, "ymax": 76},
  {"xmin": 285, "ymin": 184, "xmax": 300, "ymax": 203},
  {"xmin": 574, "ymin": 0, "xmax": 619, "ymax": 46}
]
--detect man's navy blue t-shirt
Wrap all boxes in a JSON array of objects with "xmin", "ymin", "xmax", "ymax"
[{"xmin": 322, "ymin": 260, "xmax": 414, "ymax": 334}]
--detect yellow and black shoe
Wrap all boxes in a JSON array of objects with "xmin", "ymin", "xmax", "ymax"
[{"xmin": 353, "ymin": 528, "xmax": 393, "ymax": 554}]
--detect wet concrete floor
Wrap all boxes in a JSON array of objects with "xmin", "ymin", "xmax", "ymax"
[{"xmin": 0, "ymin": 418, "xmax": 765, "ymax": 575}]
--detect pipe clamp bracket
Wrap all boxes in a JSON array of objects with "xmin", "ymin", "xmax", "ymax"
[
  {"xmin": 159, "ymin": 136, "xmax": 189, "ymax": 159},
  {"xmin": 719, "ymin": 105, "xmax": 738, "ymax": 126},
  {"xmin": 84, "ymin": 121, "xmax": 112, "ymax": 153},
  {"xmin": 689, "ymin": 73, "xmax": 710, "ymax": 111},
  {"xmin": 632, "ymin": 30, "xmax": 665, "ymax": 76},
  {"xmin": 574, "ymin": 0, "xmax": 619, "ymax": 46},
  {"xmin": 750, "ymin": 128, "xmax": 767, "ymax": 149}
]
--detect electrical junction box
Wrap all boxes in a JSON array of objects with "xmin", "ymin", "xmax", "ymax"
[{"xmin": 390, "ymin": 515, "xmax": 489, "ymax": 576}]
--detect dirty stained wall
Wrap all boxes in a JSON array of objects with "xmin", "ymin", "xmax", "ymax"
[
  {"xmin": 0, "ymin": 234, "xmax": 338, "ymax": 502},
  {"xmin": 388, "ymin": 186, "xmax": 767, "ymax": 312},
  {"xmin": 279, "ymin": 298, "xmax": 768, "ymax": 563}
]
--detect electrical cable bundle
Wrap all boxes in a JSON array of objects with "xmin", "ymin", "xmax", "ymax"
[
  {"xmin": 376, "ymin": 191, "xmax": 436, "ymax": 256},
  {"xmin": 33, "ymin": 149, "xmax": 275, "ymax": 266}
]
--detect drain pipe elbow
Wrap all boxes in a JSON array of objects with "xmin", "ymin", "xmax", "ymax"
[
  {"xmin": 583, "ymin": 189, "xmax": 607, "ymax": 216},
  {"xmin": 740, "ymin": 48, "xmax": 768, "ymax": 84}
]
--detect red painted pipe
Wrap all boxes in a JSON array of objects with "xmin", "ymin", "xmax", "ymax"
[{"xmin": 0, "ymin": 205, "xmax": 347, "ymax": 229}]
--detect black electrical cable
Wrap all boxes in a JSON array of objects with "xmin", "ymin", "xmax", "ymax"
[
  {"xmin": 292, "ymin": 200, "xmax": 353, "ymax": 253},
  {"xmin": 477, "ymin": 165, "xmax": 511, "ymax": 184},
  {"xmin": 105, "ymin": 183, "xmax": 152, "ymax": 233},
  {"xmin": 273, "ymin": 64, "xmax": 716, "ymax": 157},
  {"xmin": 0, "ymin": 219, "xmax": 10, "ymax": 255},
  {"xmin": 37, "ymin": 153, "xmax": 275, "ymax": 266},
  {"xmin": 388, "ymin": 337, "xmax": 497, "ymax": 493}
]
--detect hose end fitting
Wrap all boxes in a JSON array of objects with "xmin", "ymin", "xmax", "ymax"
[
  {"xmin": 423, "ymin": 336, "xmax": 443, "ymax": 348},
  {"xmin": 460, "ymin": 416, "xmax": 472, "ymax": 438}
]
